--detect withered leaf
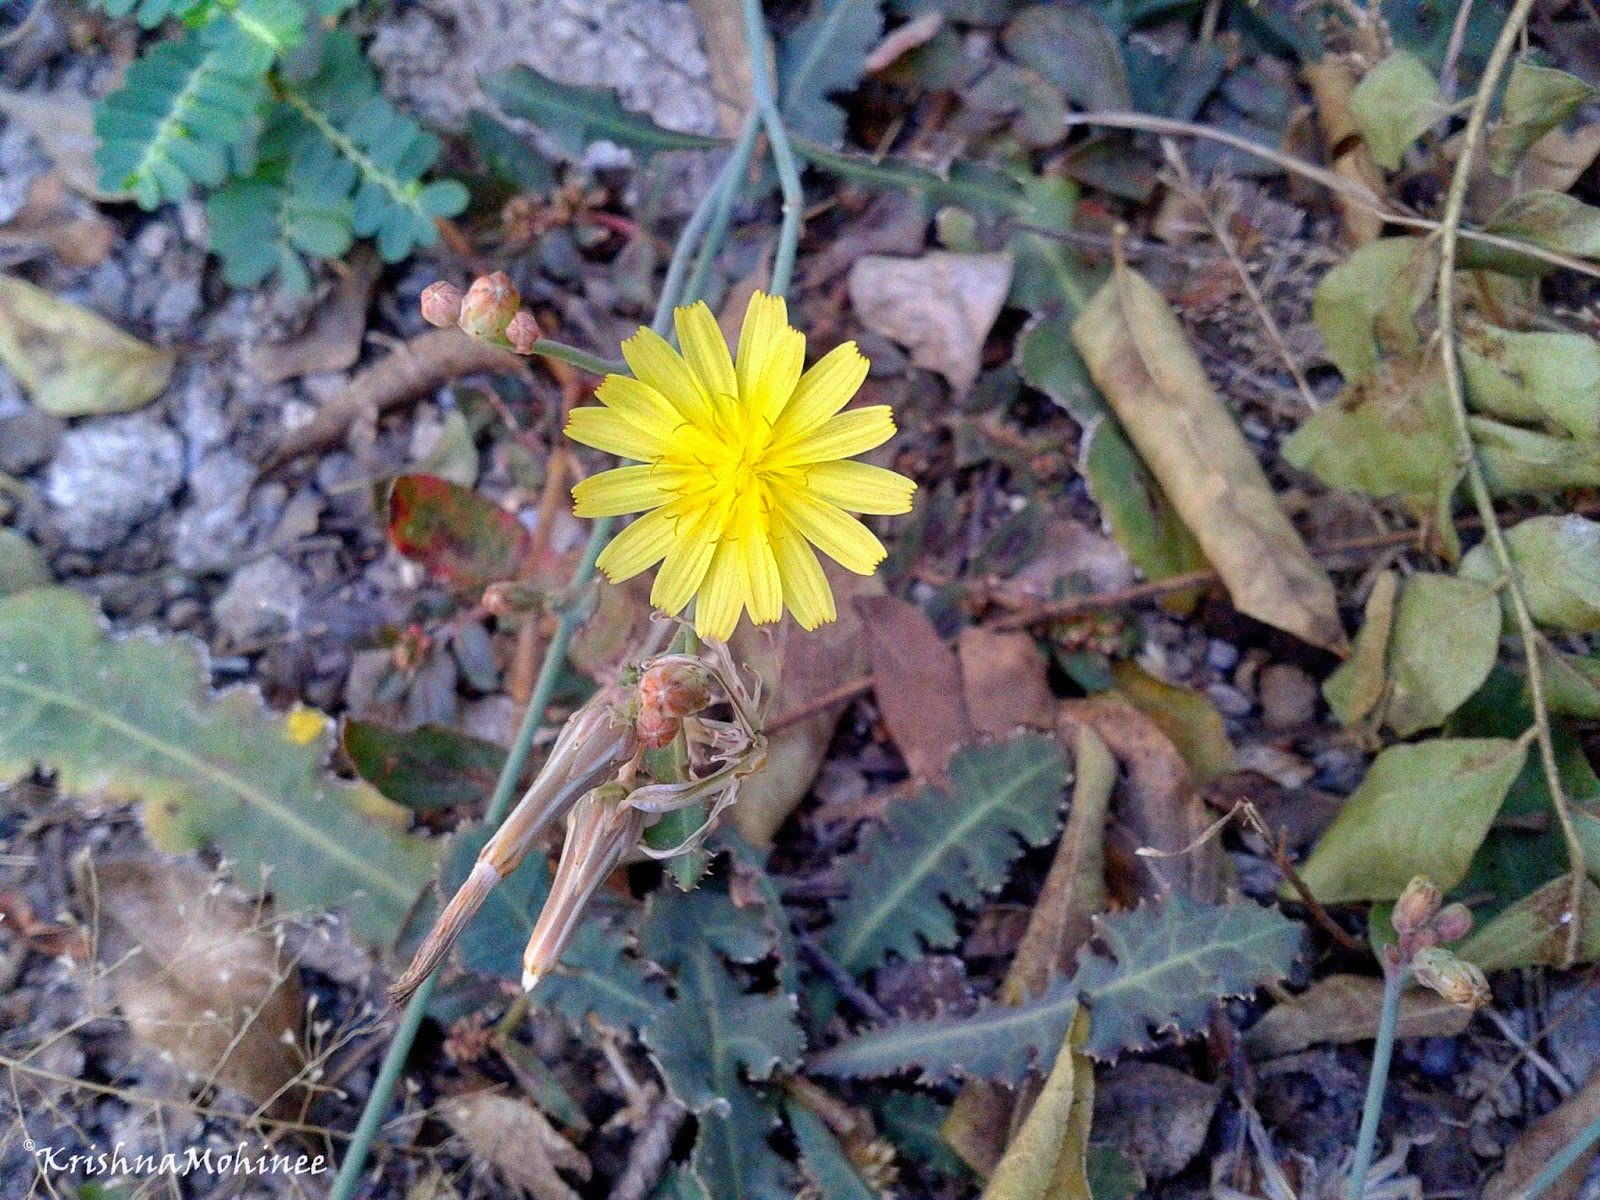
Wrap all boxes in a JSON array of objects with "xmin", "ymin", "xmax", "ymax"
[{"xmin": 855, "ymin": 594, "xmax": 975, "ymax": 782}]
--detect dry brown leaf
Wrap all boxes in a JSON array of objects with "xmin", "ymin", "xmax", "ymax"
[
  {"xmin": 443, "ymin": 1090, "xmax": 590, "ymax": 1200},
  {"xmin": 865, "ymin": 11, "xmax": 943, "ymax": 72},
  {"xmin": 848, "ymin": 252, "xmax": 1013, "ymax": 395},
  {"xmin": 730, "ymin": 563, "xmax": 882, "ymax": 845},
  {"xmin": 77, "ymin": 856, "xmax": 306, "ymax": 1120},
  {"xmin": 959, "ymin": 627, "xmax": 1054, "ymax": 735},
  {"xmin": 1302, "ymin": 60, "xmax": 1385, "ymax": 246},
  {"xmin": 0, "ymin": 88, "xmax": 115, "ymax": 200},
  {"xmin": 1072, "ymin": 260, "xmax": 1348, "ymax": 656},
  {"xmin": 1485, "ymin": 1068, "xmax": 1600, "ymax": 1200},
  {"xmin": 0, "ymin": 888, "xmax": 89, "ymax": 959},
  {"xmin": 1093, "ymin": 1061, "xmax": 1221, "ymax": 1181},
  {"xmin": 264, "ymin": 329, "xmax": 526, "ymax": 469},
  {"xmin": 1061, "ymin": 696, "xmax": 1223, "ymax": 902},
  {"xmin": 247, "ymin": 251, "xmax": 380, "ymax": 383},
  {"xmin": 1243, "ymin": 974, "xmax": 1471, "ymax": 1058},
  {"xmin": 855, "ymin": 594, "xmax": 975, "ymax": 782},
  {"xmin": 948, "ymin": 724, "xmax": 1115, "ymax": 1176},
  {"xmin": 0, "ymin": 173, "xmax": 116, "ymax": 268}
]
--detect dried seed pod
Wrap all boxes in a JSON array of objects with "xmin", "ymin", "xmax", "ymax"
[
  {"xmin": 1411, "ymin": 946, "xmax": 1490, "ymax": 1009},
  {"xmin": 420, "ymin": 280, "xmax": 464, "ymax": 328},
  {"xmin": 505, "ymin": 309, "xmax": 542, "ymax": 354},
  {"xmin": 458, "ymin": 271, "xmax": 520, "ymax": 342}
]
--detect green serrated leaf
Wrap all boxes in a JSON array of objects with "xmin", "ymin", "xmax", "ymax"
[
  {"xmin": 779, "ymin": 0, "xmax": 884, "ymax": 147},
  {"xmin": 0, "ymin": 588, "xmax": 437, "ymax": 943},
  {"xmin": 872, "ymin": 1093, "xmax": 972, "ymax": 1179},
  {"xmin": 810, "ymin": 896, "xmax": 1301, "ymax": 1082},
  {"xmin": 481, "ymin": 67, "xmax": 722, "ymax": 162},
  {"xmin": 1298, "ymin": 738, "xmax": 1528, "ymax": 904},
  {"xmin": 1489, "ymin": 62, "xmax": 1595, "ymax": 176},
  {"xmin": 641, "ymin": 885, "xmax": 802, "ymax": 1200},
  {"xmin": 1349, "ymin": 51, "xmax": 1445, "ymax": 171},
  {"xmin": 826, "ymin": 734, "xmax": 1070, "ymax": 972},
  {"xmin": 786, "ymin": 1100, "xmax": 880, "ymax": 1200}
]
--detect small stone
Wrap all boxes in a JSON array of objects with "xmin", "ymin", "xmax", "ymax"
[
  {"xmin": 213, "ymin": 556, "xmax": 305, "ymax": 649},
  {"xmin": 1205, "ymin": 639, "xmax": 1240, "ymax": 672},
  {"xmin": 1260, "ymin": 664, "xmax": 1318, "ymax": 730},
  {"xmin": 1206, "ymin": 681, "xmax": 1253, "ymax": 718},
  {"xmin": 1094, "ymin": 1062, "xmax": 1222, "ymax": 1180},
  {"xmin": 0, "ymin": 410, "xmax": 64, "ymax": 473},
  {"xmin": 44, "ymin": 415, "xmax": 184, "ymax": 552},
  {"xmin": 169, "ymin": 451, "xmax": 260, "ymax": 572},
  {"xmin": 461, "ymin": 695, "xmax": 519, "ymax": 747}
]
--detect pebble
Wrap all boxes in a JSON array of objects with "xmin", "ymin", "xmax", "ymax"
[
  {"xmin": 1312, "ymin": 745, "xmax": 1367, "ymax": 793},
  {"xmin": 44, "ymin": 415, "xmax": 184, "ymax": 552},
  {"xmin": 0, "ymin": 410, "xmax": 64, "ymax": 474},
  {"xmin": 1206, "ymin": 681, "xmax": 1254, "ymax": 718},
  {"xmin": 212, "ymin": 555, "xmax": 305, "ymax": 648},
  {"xmin": 1259, "ymin": 663, "xmax": 1318, "ymax": 731},
  {"xmin": 1205, "ymin": 638, "xmax": 1240, "ymax": 672},
  {"xmin": 168, "ymin": 451, "xmax": 261, "ymax": 572}
]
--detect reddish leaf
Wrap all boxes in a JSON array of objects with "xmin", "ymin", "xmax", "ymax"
[{"xmin": 389, "ymin": 475, "xmax": 531, "ymax": 594}]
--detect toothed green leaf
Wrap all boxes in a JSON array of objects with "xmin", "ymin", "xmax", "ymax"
[
  {"xmin": 778, "ymin": 0, "xmax": 884, "ymax": 147},
  {"xmin": 481, "ymin": 67, "xmax": 722, "ymax": 162}
]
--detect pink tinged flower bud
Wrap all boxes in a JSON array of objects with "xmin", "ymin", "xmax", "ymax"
[
  {"xmin": 1411, "ymin": 946, "xmax": 1490, "ymax": 1009},
  {"xmin": 458, "ymin": 271, "xmax": 520, "ymax": 342},
  {"xmin": 505, "ymin": 310, "xmax": 542, "ymax": 355},
  {"xmin": 1432, "ymin": 902, "xmax": 1473, "ymax": 944},
  {"xmin": 420, "ymin": 281, "xmax": 464, "ymax": 328},
  {"xmin": 1392, "ymin": 876, "xmax": 1443, "ymax": 937}
]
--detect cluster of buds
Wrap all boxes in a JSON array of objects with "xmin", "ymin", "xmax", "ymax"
[
  {"xmin": 389, "ymin": 637, "xmax": 765, "ymax": 1004},
  {"xmin": 1388, "ymin": 876, "xmax": 1489, "ymax": 1009},
  {"xmin": 421, "ymin": 272, "xmax": 542, "ymax": 356}
]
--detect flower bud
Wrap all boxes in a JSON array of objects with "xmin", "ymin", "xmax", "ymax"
[
  {"xmin": 1411, "ymin": 946, "xmax": 1490, "ymax": 1009},
  {"xmin": 1432, "ymin": 902, "xmax": 1473, "ymax": 944},
  {"xmin": 482, "ymin": 580, "xmax": 544, "ymax": 615},
  {"xmin": 420, "ymin": 280, "xmax": 464, "ymax": 328},
  {"xmin": 1392, "ymin": 876, "xmax": 1443, "ymax": 937},
  {"xmin": 638, "ymin": 659, "xmax": 716, "ymax": 721},
  {"xmin": 458, "ymin": 271, "xmax": 520, "ymax": 342},
  {"xmin": 505, "ymin": 309, "xmax": 542, "ymax": 354}
]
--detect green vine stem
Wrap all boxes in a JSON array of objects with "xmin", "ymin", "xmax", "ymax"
[
  {"xmin": 742, "ymin": 0, "xmax": 804, "ymax": 296},
  {"xmin": 1431, "ymin": 0, "xmax": 1585, "ymax": 962},
  {"xmin": 658, "ymin": 110, "xmax": 762, "ymax": 331},
  {"xmin": 1347, "ymin": 959, "xmax": 1404, "ymax": 1200},
  {"xmin": 1518, "ymin": 1109, "xmax": 1600, "ymax": 1200},
  {"xmin": 525, "ymin": 339, "xmax": 626, "ymax": 377},
  {"xmin": 684, "ymin": 113, "xmax": 764, "ymax": 315}
]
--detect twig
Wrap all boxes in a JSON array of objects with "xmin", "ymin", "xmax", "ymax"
[
  {"xmin": 1061, "ymin": 111, "xmax": 1600, "ymax": 281},
  {"xmin": 742, "ymin": 0, "xmax": 805, "ymax": 295},
  {"xmin": 764, "ymin": 675, "xmax": 877, "ymax": 735},
  {"xmin": 1478, "ymin": 1006, "xmax": 1573, "ymax": 1099},
  {"xmin": 610, "ymin": 1095, "xmax": 688, "ymax": 1200},
  {"xmin": 1431, "ymin": 0, "xmax": 1584, "ymax": 965},
  {"xmin": 1268, "ymin": 825, "xmax": 1365, "ymax": 955},
  {"xmin": 796, "ymin": 927, "xmax": 892, "ymax": 1023}
]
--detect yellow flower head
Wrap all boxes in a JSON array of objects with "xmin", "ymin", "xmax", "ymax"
[{"xmin": 566, "ymin": 292, "xmax": 916, "ymax": 641}]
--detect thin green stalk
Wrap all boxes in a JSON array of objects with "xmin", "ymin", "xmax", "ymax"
[
  {"xmin": 683, "ymin": 113, "xmax": 764, "ymax": 312},
  {"xmin": 1518, "ymin": 1108, "xmax": 1600, "ymax": 1200},
  {"xmin": 329, "ymin": 521, "xmax": 613, "ymax": 1200},
  {"xmin": 527, "ymin": 339, "xmax": 626, "ymax": 378},
  {"xmin": 1348, "ymin": 963, "xmax": 1404, "ymax": 1200},
  {"xmin": 742, "ymin": 0, "xmax": 804, "ymax": 296},
  {"xmin": 652, "ymin": 112, "xmax": 758, "ymax": 331}
]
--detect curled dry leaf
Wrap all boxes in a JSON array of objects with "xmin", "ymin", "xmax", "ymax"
[
  {"xmin": 1061, "ymin": 696, "xmax": 1223, "ymax": 903},
  {"xmin": 947, "ymin": 723, "xmax": 1115, "ymax": 1176},
  {"xmin": 1243, "ymin": 973, "xmax": 1471, "ymax": 1058},
  {"xmin": 1072, "ymin": 261, "xmax": 1347, "ymax": 656},
  {"xmin": 729, "ymin": 563, "xmax": 882, "ymax": 846},
  {"xmin": 443, "ymin": 1090, "xmax": 591, "ymax": 1200},
  {"xmin": 978, "ymin": 1003, "xmax": 1094, "ymax": 1200},
  {"xmin": 1301, "ymin": 59, "xmax": 1385, "ymax": 245},
  {"xmin": 855, "ymin": 594, "xmax": 975, "ymax": 783},
  {"xmin": 246, "ymin": 250, "xmax": 380, "ymax": 384},
  {"xmin": 1485, "ymin": 1067, "xmax": 1600, "ymax": 1200},
  {"xmin": 0, "ymin": 273, "xmax": 174, "ymax": 417},
  {"xmin": 1109, "ymin": 660, "xmax": 1235, "ymax": 787},
  {"xmin": 848, "ymin": 251, "xmax": 1014, "ymax": 395},
  {"xmin": 959, "ymin": 627, "xmax": 1054, "ymax": 736},
  {"xmin": 76, "ymin": 857, "xmax": 306, "ymax": 1120}
]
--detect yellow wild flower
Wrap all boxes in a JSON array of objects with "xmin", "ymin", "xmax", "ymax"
[{"xmin": 566, "ymin": 292, "xmax": 916, "ymax": 641}]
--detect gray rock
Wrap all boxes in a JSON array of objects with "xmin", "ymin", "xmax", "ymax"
[
  {"xmin": 44, "ymin": 416, "xmax": 184, "ymax": 552},
  {"xmin": 213, "ymin": 555, "xmax": 305, "ymax": 649},
  {"xmin": 0, "ymin": 410, "xmax": 65, "ymax": 474},
  {"xmin": 169, "ymin": 451, "xmax": 262, "ymax": 572},
  {"xmin": 1205, "ymin": 638, "xmax": 1240, "ymax": 672},
  {"xmin": 1206, "ymin": 681, "xmax": 1254, "ymax": 718},
  {"xmin": 1260, "ymin": 663, "xmax": 1319, "ymax": 731}
]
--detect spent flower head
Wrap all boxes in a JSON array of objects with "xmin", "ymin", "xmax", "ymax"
[{"xmin": 565, "ymin": 291, "xmax": 917, "ymax": 641}]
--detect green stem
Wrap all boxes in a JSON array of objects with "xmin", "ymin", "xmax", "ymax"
[
  {"xmin": 526, "ymin": 339, "xmax": 626, "ymax": 378},
  {"xmin": 683, "ymin": 113, "xmax": 764, "ymax": 311},
  {"xmin": 641, "ymin": 623, "xmax": 707, "ymax": 888},
  {"xmin": 1519, "ymin": 1109, "xmax": 1600, "ymax": 1200},
  {"xmin": 1348, "ymin": 963, "xmax": 1404, "ymax": 1200},
  {"xmin": 742, "ymin": 0, "xmax": 804, "ymax": 297},
  {"xmin": 328, "ymin": 521, "xmax": 612, "ymax": 1200}
]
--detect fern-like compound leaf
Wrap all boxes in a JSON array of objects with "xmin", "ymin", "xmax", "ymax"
[
  {"xmin": 809, "ymin": 896, "xmax": 1302, "ymax": 1084},
  {"xmin": 825, "ymin": 733, "xmax": 1070, "ymax": 972}
]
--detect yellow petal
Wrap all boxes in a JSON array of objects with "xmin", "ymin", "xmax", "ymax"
[
  {"xmin": 769, "ymin": 507, "xmax": 836, "ymax": 629},
  {"xmin": 595, "ymin": 508, "xmax": 675, "ymax": 581},
  {"xmin": 769, "ymin": 406, "xmax": 897, "ymax": 466},
  {"xmin": 651, "ymin": 507, "xmax": 719, "ymax": 615},
  {"xmin": 566, "ymin": 407, "xmax": 670, "ymax": 462},
  {"xmin": 572, "ymin": 465, "xmax": 675, "ymax": 518},
  {"xmin": 621, "ymin": 327, "xmax": 712, "ymax": 427},
  {"xmin": 595, "ymin": 375, "xmax": 683, "ymax": 436},
  {"xmin": 675, "ymin": 302, "xmax": 736, "ymax": 400},
  {"xmin": 737, "ymin": 495, "xmax": 783, "ymax": 624},
  {"xmin": 773, "ymin": 484, "xmax": 887, "ymax": 575},
  {"xmin": 802, "ymin": 461, "xmax": 916, "ymax": 514},
  {"xmin": 769, "ymin": 342, "xmax": 868, "ymax": 441},
  {"xmin": 695, "ymin": 540, "xmax": 745, "ymax": 642},
  {"xmin": 735, "ymin": 291, "xmax": 789, "ymax": 403}
]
